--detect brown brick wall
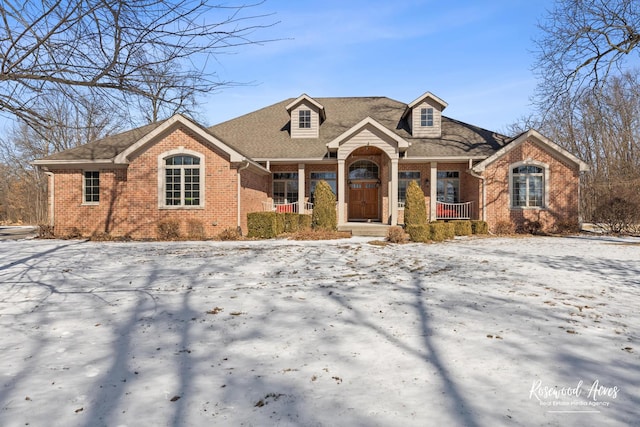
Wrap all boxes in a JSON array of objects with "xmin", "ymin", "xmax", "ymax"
[
  {"xmin": 49, "ymin": 126, "xmax": 266, "ymax": 238},
  {"xmin": 483, "ymin": 139, "xmax": 581, "ymax": 232}
]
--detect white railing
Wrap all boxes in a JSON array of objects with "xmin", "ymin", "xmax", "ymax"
[
  {"xmin": 262, "ymin": 200, "xmax": 314, "ymax": 214},
  {"xmin": 436, "ymin": 201, "xmax": 473, "ymax": 219}
]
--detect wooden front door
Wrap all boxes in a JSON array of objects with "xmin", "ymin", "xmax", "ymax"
[{"xmin": 348, "ymin": 181, "xmax": 379, "ymax": 220}]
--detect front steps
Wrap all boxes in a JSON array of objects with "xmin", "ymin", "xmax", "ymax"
[{"xmin": 338, "ymin": 222, "xmax": 391, "ymax": 237}]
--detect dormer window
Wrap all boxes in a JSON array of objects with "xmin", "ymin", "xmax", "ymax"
[
  {"xmin": 299, "ymin": 110, "xmax": 311, "ymax": 128},
  {"xmin": 420, "ymin": 108, "xmax": 434, "ymax": 127}
]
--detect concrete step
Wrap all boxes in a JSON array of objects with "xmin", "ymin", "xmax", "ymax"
[{"xmin": 338, "ymin": 223, "xmax": 391, "ymax": 237}]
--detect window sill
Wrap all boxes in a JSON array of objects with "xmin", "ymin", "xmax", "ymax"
[
  {"xmin": 159, "ymin": 205, "xmax": 205, "ymax": 210},
  {"xmin": 81, "ymin": 202, "xmax": 100, "ymax": 206},
  {"xmin": 510, "ymin": 206, "xmax": 546, "ymax": 210}
]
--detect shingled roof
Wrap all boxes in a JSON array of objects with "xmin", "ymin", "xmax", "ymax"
[{"xmin": 208, "ymin": 96, "xmax": 511, "ymax": 160}]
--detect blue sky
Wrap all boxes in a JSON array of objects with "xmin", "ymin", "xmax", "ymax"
[{"xmin": 202, "ymin": 0, "xmax": 555, "ymax": 134}]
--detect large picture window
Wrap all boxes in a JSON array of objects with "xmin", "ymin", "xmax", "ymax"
[
  {"xmin": 273, "ymin": 172, "xmax": 299, "ymax": 204},
  {"xmin": 83, "ymin": 171, "xmax": 100, "ymax": 203},
  {"xmin": 512, "ymin": 165, "xmax": 544, "ymax": 208},
  {"xmin": 437, "ymin": 171, "xmax": 459, "ymax": 203},
  {"xmin": 164, "ymin": 155, "xmax": 201, "ymax": 206},
  {"xmin": 398, "ymin": 171, "xmax": 421, "ymax": 205}
]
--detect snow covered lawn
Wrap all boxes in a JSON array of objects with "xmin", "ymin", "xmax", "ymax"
[{"xmin": 1, "ymin": 235, "xmax": 638, "ymax": 426}]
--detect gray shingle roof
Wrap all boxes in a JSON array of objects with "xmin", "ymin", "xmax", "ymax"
[
  {"xmin": 208, "ymin": 96, "xmax": 510, "ymax": 159},
  {"xmin": 36, "ymin": 96, "xmax": 511, "ymax": 164}
]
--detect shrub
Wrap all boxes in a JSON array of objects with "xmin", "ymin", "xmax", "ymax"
[
  {"xmin": 218, "ymin": 227, "xmax": 241, "ymax": 241},
  {"xmin": 451, "ymin": 220, "xmax": 472, "ymax": 236},
  {"xmin": 298, "ymin": 214, "xmax": 312, "ymax": 230},
  {"xmin": 157, "ymin": 220, "xmax": 181, "ymax": 240},
  {"xmin": 288, "ymin": 229, "xmax": 351, "ymax": 240},
  {"xmin": 406, "ymin": 224, "xmax": 430, "ymax": 242},
  {"xmin": 593, "ymin": 196, "xmax": 640, "ymax": 234},
  {"xmin": 404, "ymin": 180, "xmax": 427, "ymax": 226},
  {"xmin": 386, "ymin": 226, "xmax": 409, "ymax": 243},
  {"xmin": 283, "ymin": 212, "xmax": 301, "ymax": 233},
  {"xmin": 429, "ymin": 223, "xmax": 447, "ymax": 242},
  {"xmin": 38, "ymin": 224, "xmax": 55, "ymax": 239},
  {"xmin": 186, "ymin": 219, "xmax": 206, "ymax": 240},
  {"xmin": 312, "ymin": 180, "xmax": 337, "ymax": 231},
  {"xmin": 520, "ymin": 219, "xmax": 543, "ymax": 235},
  {"xmin": 65, "ymin": 227, "xmax": 83, "ymax": 239},
  {"xmin": 471, "ymin": 220, "xmax": 489, "ymax": 235},
  {"xmin": 553, "ymin": 219, "xmax": 580, "ymax": 234},
  {"xmin": 90, "ymin": 231, "xmax": 114, "ymax": 241},
  {"xmin": 493, "ymin": 220, "xmax": 515, "ymax": 235},
  {"xmin": 247, "ymin": 212, "xmax": 280, "ymax": 238},
  {"xmin": 442, "ymin": 222, "xmax": 455, "ymax": 239}
]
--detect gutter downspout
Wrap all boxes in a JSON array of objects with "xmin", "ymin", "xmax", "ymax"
[
  {"xmin": 467, "ymin": 162, "xmax": 486, "ymax": 222},
  {"xmin": 237, "ymin": 161, "xmax": 251, "ymax": 233},
  {"xmin": 44, "ymin": 171, "xmax": 54, "ymax": 227}
]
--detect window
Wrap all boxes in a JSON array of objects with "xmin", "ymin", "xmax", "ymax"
[
  {"xmin": 273, "ymin": 172, "xmax": 299, "ymax": 204},
  {"xmin": 398, "ymin": 171, "xmax": 421, "ymax": 205},
  {"xmin": 299, "ymin": 110, "xmax": 311, "ymax": 128},
  {"xmin": 348, "ymin": 160, "xmax": 379, "ymax": 180},
  {"xmin": 83, "ymin": 171, "xmax": 99, "ymax": 203},
  {"xmin": 164, "ymin": 155, "xmax": 201, "ymax": 206},
  {"xmin": 437, "ymin": 171, "xmax": 459, "ymax": 203},
  {"xmin": 420, "ymin": 108, "xmax": 434, "ymax": 127},
  {"xmin": 512, "ymin": 165, "xmax": 544, "ymax": 208},
  {"xmin": 310, "ymin": 172, "xmax": 337, "ymax": 202}
]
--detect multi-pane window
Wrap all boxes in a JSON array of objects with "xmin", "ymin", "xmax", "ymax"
[
  {"xmin": 348, "ymin": 160, "xmax": 379, "ymax": 180},
  {"xmin": 398, "ymin": 171, "xmax": 421, "ymax": 205},
  {"xmin": 310, "ymin": 172, "xmax": 337, "ymax": 201},
  {"xmin": 437, "ymin": 171, "xmax": 459, "ymax": 203},
  {"xmin": 512, "ymin": 165, "xmax": 544, "ymax": 207},
  {"xmin": 83, "ymin": 171, "xmax": 100, "ymax": 203},
  {"xmin": 299, "ymin": 110, "xmax": 311, "ymax": 128},
  {"xmin": 420, "ymin": 107, "xmax": 434, "ymax": 127},
  {"xmin": 273, "ymin": 172, "xmax": 299, "ymax": 204},
  {"xmin": 165, "ymin": 155, "xmax": 201, "ymax": 206}
]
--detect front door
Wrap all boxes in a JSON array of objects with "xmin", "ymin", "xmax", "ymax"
[{"xmin": 348, "ymin": 181, "xmax": 379, "ymax": 220}]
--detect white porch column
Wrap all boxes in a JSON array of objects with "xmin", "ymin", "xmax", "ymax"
[
  {"xmin": 298, "ymin": 163, "xmax": 305, "ymax": 213},
  {"xmin": 430, "ymin": 162, "xmax": 438, "ymax": 222},
  {"xmin": 337, "ymin": 159, "xmax": 346, "ymax": 225},
  {"xmin": 390, "ymin": 158, "xmax": 399, "ymax": 225}
]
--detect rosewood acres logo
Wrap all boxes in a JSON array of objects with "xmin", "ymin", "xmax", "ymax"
[{"xmin": 529, "ymin": 379, "xmax": 620, "ymax": 412}]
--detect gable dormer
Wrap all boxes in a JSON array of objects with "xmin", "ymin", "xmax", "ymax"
[
  {"xmin": 286, "ymin": 94, "xmax": 325, "ymax": 138},
  {"xmin": 402, "ymin": 92, "xmax": 448, "ymax": 138}
]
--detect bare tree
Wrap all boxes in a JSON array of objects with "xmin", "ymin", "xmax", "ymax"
[
  {"xmin": 534, "ymin": 0, "xmax": 640, "ymax": 108},
  {"xmin": 0, "ymin": 1, "xmax": 276, "ymax": 126}
]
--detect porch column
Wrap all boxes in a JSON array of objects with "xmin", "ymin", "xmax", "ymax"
[
  {"xmin": 298, "ymin": 163, "xmax": 305, "ymax": 213},
  {"xmin": 337, "ymin": 159, "xmax": 346, "ymax": 225},
  {"xmin": 430, "ymin": 162, "xmax": 438, "ymax": 221},
  {"xmin": 390, "ymin": 158, "xmax": 399, "ymax": 225}
]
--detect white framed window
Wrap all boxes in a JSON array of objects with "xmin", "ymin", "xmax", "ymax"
[
  {"xmin": 510, "ymin": 163, "xmax": 547, "ymax": 208},
  {"xmin": 310, "ymin": 172, "xmax": 337, "ymax": 202},
  {"xmin": 398, "ymin": 171, "xmax": 421, "ymax": 206},
  {"xmin": 437, "ymin": 171, "xmax": 459, "ymax": 203},
  {"xmin": 83, "ymin": 171, "xmax": 100, "ymax": 204},
  {"xmin": 273, "ymin": 172, "xmax": 299, "ymax": 204},
  {"xmin": 299, "ymin": 110, "xmax": 311, "ymax": 128},
  {"xmin": 158, "ymin": 149, "xmax": 204, "ymax": 208},
  {"xmin": 420, "ymin": 108, "xmax": 434, "ymax": 127}
]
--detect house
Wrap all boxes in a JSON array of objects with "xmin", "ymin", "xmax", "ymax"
[{"xmin": 33, "ymin": 92, "xmax": 589, "ymax": 238}]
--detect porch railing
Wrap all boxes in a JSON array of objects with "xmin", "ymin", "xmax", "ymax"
[
  {"xmin": 436, "ymin": 201, "xmax": 473, "ymax": 220},
  {"xmin": 262, "ymin": 200, "xmax": 314, "ymax": 214}
]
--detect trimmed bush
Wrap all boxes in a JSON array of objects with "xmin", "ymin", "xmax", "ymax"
[
  {"xmin": 386, "ymin": 226, "xmax": 409, "ymax": 243},
  {"xmin": 493, "ymin": 220, "xmax": 515, "ymax": 235},
  {"xmin": 247, "ymin": 212, "xmax": 280, "ymax": 238},
  {"xmin": 283, "ymin": 212, "xmax": 301, "ymax": 233},
  {"xmin": 312, "ymin": 180, "xmax": 337, "ymax": 231},
  {"xmin": 471, "ymin": 220, "xmax": 489, "ymax": 235},
  {"xmin": 404, "ymin": 180, "xmax": 427, "ymax": 226},
  {"xmin": 298, "ymin": 214, "xmax": 312, "ymax": 230},
  {"xmin": 443, "ymin": 222, "xmax": 455, "ymax": 240},
  {"xmin": 157, "ymin": 220, "xmax": 181, "ymax": 240},
  {"xmin": 451, "ymin": 220, "xmax": 472, "ymax": 236},
  {"xmin": 406, "ymin": 224, "xmax": 430, "ymax": 242}
]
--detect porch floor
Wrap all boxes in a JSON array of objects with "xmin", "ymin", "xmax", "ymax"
[{"xmin": 338, "ymin": 222, "xmax": 391, "ymax": 237}]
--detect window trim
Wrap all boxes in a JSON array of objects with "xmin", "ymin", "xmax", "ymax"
[
  {"xmin": 299, "ymin": 109, "xmax": 311, "ymax": 129},
  {"xmin": 509, "ymin": 161, "xmax": 549, "ymax": 209},
  {"xmin": 420, "ymin": 107, "xmax": 434, "ymax": 127},
  {"xmin": 82, "ymin": 170, "xmax": 100, "ymax": 205},
  {"xmin": 157, "ymin": 148, "xmax": 205, "ymax": 209}
]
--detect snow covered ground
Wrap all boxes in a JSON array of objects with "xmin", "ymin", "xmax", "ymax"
[{"xmin": 0, "ymin": 235, "xmax": 638, "ymax": 427}]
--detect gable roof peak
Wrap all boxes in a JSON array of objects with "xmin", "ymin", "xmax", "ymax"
[
  {"xmin": 285, "ymin": 94, "xmax": 326, "ymax": 120},
  {"xmin": 402, "ymin": 92, "xmax": 448, "ymax": 119}
]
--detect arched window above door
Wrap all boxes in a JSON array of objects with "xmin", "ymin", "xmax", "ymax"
[{"xmin": 348, "ymin": 160, "xmax": 379, "ymax": 180}]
